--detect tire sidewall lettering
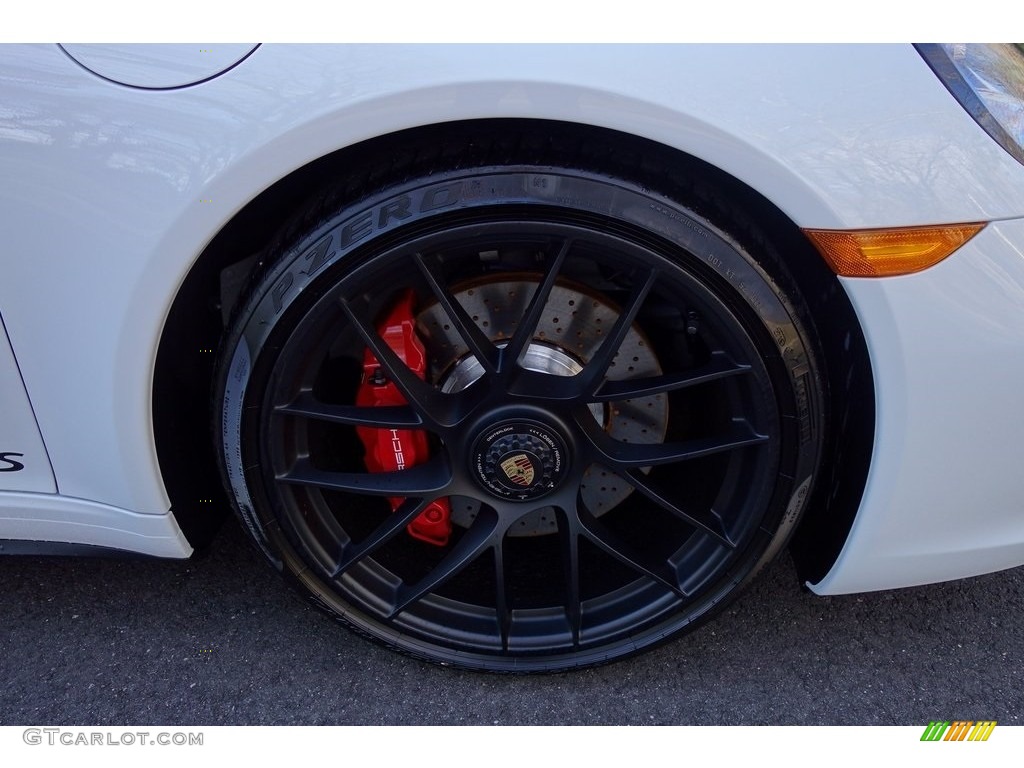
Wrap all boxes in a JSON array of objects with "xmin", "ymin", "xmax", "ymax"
[
  {"xmin": 249, "ymin": 173, "xmax": 800, "ymax": 354},
  {"xmin": 257, "ymin": 181, "xmax": 465, "ymax": 339}
]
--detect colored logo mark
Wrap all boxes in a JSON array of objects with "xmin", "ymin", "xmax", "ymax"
[
  {"xmin": 920, "ymin": 721, "xmax": 996, "ymax": 741},
  {"xmin": 501, "ymin": 454, "xmax": 535, "ymax": 486}
]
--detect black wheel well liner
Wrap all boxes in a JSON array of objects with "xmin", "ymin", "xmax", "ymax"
[{"xmin": 152, "ymin": 117, "xmax": 873, "ymax": 581}]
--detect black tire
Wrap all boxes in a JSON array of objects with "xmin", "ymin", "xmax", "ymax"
[{"xmin": 215, "ymin": 134, "xmax": 825, "ymax": 672}]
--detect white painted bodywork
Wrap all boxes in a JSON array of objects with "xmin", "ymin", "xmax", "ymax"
[
  {"xmin": 0, "ymin": 492, "xmax": 191, "ymax": 557},
  {"xmin": 59, "ymin": 44, "xmax": 259, "ymax": 89},
  {"xmin": 0, "ymin": 315, "xmax": 55, "ymax": 492},
  {"xmin": 811, "ymin": 218, "xmax": 1024, "ymax": 593},
  {"xmin": 0, "ymin": 44, "xmax": 1022, "ymax": 590}
]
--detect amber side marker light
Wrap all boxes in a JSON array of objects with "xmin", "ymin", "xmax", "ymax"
[{"xmin": 804, "ymin": 223, "xmax": 986, "ymax": 277}]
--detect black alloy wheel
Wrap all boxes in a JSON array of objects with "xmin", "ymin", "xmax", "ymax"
[{"xmin": 216, "ymin": 144, "xmax": 825, "ymax": 672}]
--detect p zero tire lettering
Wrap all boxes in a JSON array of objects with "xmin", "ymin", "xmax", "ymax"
[
  {"xmin": 302, "ymin": 235, "xmax": 334, "ymax": 278},
  {"xmin": 419, "ymin": 182, "xmax": 462, "ymax": 212}
]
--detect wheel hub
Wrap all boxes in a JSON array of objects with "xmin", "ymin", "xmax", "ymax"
[
  {"xmin": 470, "ymin": 419, "xmax": 568, "ymax": 502},
  {"xmin": 418, "ymin": 276, "xmax": 669, "ymax": 535}
]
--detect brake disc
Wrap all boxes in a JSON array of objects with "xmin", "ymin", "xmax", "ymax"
[{"xmin": 417, "ymin": 276, "xmax": 668, "ymax": 535}]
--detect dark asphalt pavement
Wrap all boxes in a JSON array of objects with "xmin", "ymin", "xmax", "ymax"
[{"xmin": 1, "ymin": 518, "xmax": 1021, "ymax": 725}]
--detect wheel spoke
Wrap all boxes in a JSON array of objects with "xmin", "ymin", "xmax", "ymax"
[
  {"xmin": 388, "ymin": 509, "xmax": 501, "ymax": 618},
  {"xmin": 555, "ymin": 507, "xmax": 583, "ymax": 648},
  {"xmin": 275, "ymin": 390, "xmax": 422, "ymax": 428},
  {"xmin": 331, "ymin": 497, "xmax": 433, "ymax": 577},
  {"xmin": 625, "ymin": 469, "xmax": 737, "ymax": 548},
  {"xmin": 586, "ymin": 419, "xmax": 769, "ymax": 468},
  {"xmin": 578, "ymin": 267, "xmax": 657, "ymax": 393},
  {"xmin": 574, "ymin": 501, "xmax": 689, "ymax": 599},
  {"xmin": 413, "ymin": 252, "xmax": 500, "ymax": 374},
  {"xmin": 593, "ymin": 352, "xmax": 752, "ymax": 401},
  {"xmin": 502, "ymin": 239, "xmax": 572, "ymax": 369},
  {"xmin": 278, "ymin": 455, "xmax": 451, "ymax": 497},
  {"xmin": 493, "ymin": 538, "xmax": 512, "ymax": 651},
  {"xmin": 339, "ymin": 296, "xmax": 450, "ymax": 426}
]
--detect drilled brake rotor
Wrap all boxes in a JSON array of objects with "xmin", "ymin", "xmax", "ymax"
[{"xmin": 417, "ymin": 276, "xmax": 669, "ymax": 536}]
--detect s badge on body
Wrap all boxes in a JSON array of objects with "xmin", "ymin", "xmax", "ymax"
[{"xmin": 0, "ymin": 452, "xmax": 25, "ymax": 472}]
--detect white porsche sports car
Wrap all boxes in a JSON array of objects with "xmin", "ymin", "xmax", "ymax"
[{"xmin": 2, "ymin": 43, "xmax": 1023, "ymax": 671}]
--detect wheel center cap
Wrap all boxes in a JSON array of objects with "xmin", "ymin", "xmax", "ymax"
[{"xmin": 471, "ymin": 420, "xmax": 567, "ymax": 501}]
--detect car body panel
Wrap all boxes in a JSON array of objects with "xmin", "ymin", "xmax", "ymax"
[
  {"xmin": 0, "ymin": 314, "xmax": 55, "ymax": 492},
  {"xmin": 812, "ymin": 217, "xmax": 1024, "ymax": 593},
  {"xmin": 1, "ymin": 43, "xmax": 1023, "ymax": 593},
  {"xmin": 59, "ymin": 43, "xmax": 260, "ymax": 89},
  {"xmin": 0, "ymin": 492, "xmax": 191, "ymax": 557}
]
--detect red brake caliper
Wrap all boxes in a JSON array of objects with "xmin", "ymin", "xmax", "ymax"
[{"xmin": 355, "ymin": 290, "xmax": 452, "ymax": 546}]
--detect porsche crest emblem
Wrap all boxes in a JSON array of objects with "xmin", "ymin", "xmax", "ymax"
[{"xmin": 500, "ymin": 454, "xmax": 535, "ymax": 486}]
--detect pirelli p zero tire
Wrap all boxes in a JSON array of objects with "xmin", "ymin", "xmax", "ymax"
[{"xmin": 215, "ymin": 145, "xmax": 825, "ymax": 672}]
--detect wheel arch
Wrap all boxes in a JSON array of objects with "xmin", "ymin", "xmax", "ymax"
[{"xmin": 153, "ymin": 118, "xmax": 873, "ymax": 580}]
